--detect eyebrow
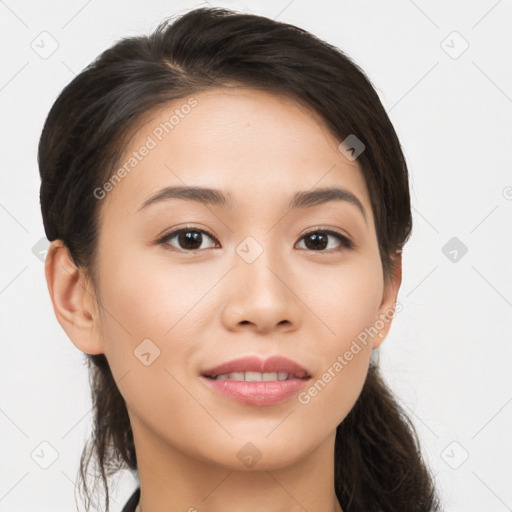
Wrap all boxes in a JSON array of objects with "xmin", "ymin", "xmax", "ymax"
[{"xmin": 137, "ymin": 185, "xmax": 367, "ymax": 222}]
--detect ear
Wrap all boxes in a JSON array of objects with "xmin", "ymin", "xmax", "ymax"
[
  {"xmin": 372, "ymin": 251, "xmax": 402, "ymax": 349},
  {"xmin": 44, "ymin": 240, "xmax": 104, "ymax": 355}
]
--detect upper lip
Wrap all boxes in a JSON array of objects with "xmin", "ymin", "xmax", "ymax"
[{"xmin": 201, "ymin": 356, "xmax": 311, "ymax": 379}]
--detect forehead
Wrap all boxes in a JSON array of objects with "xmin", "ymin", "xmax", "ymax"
[{"xmin": 100, "ymin": 87, "xmax": 372, "ymax": 222}]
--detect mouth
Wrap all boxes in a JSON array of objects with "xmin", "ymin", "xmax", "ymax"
[
  {"xmin": 201, "ymin": 355, "xmax": 312, "ymax": 381},
  {"xmin": 200, "ymin": 356, "xmax": 312, "ymax": 406},
  {"xmin": 203, "ymin": 371, "xmax": 310, "ymax": 381}
]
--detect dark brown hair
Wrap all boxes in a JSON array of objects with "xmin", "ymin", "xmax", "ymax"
[{"xmin": 38, "ymin": 7, "xmax": 441, "ymax": 511}]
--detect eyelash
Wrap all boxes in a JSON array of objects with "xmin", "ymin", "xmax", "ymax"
[{"xmin": 156, "ymin": 226, "xmax": 354, "ymax": 254}]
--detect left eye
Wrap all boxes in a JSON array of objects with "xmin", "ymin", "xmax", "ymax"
[
  {"xmin": 158, "ymin": 227, "xmax": 353, "ymax": 253},
  {"xmin": 296, "ymin": 229, "xmax": 353, "ymax": 252}
]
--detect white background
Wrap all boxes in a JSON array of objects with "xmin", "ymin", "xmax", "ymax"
[{"xmin": 1, "ymin": 0, "xmax": 511, "ymax": 511}]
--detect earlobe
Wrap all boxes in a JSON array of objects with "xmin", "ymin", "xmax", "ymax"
[
  {"xmin": 44, "ymin": 240, "xmax": 104, "ymax": 355},
  {"xmin": 373, "ymin": 251, "xmax": 403, "ymax": 349}
]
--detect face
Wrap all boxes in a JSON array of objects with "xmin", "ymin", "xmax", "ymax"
[{"xmin": 67, "ymin": 87, "xmax": 400, "ymax": 471}]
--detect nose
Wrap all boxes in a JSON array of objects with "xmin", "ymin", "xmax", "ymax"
[{"xmin": 221, "ymin": 246, "xmax": 302, "ymax": 335}]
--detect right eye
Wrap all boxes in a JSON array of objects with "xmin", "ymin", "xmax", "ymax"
[{"xmin": 157, "ymin": 227, "xmax": 219, "ymax": 253}]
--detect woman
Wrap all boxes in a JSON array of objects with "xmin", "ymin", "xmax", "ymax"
[{"xmin": 38, "ymin": 6, "xmax": 441, "ymax": 512}]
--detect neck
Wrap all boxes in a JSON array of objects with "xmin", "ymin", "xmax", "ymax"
[{"xmin": 131, "ymin": 419, "xmax": 344, "ymax": 512}]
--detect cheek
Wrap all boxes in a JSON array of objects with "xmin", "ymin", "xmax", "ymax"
[
  {"xmin": 93, "ymin": 251, "xmax": 205, "ymax": 434},
  {"xmin": 94, "ymin": 246, "xmax": 219, "ymax": 381},
  {"xmin": 298, "ymin": 254, "xmax": 384, "ymax": 341},
  {"xmin": 92, "ymin": 244, "xmax": 168, "ymax": 374},
  {"xmin": 96, "ymin": 242, "xmax": 194, "ymax": 336},
  {"xmin": 294, "ymin": 256, "xmax": 382, "ymax": 411}
]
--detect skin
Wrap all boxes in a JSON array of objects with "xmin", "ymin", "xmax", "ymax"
[{"xmin": 45, "ymin": 86, "xmax": 401, "ymax": 512}]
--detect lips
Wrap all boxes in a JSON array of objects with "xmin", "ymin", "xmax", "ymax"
[{"xmin": 201, "ymin": 355, "xmax": 311, "ymax": 379}]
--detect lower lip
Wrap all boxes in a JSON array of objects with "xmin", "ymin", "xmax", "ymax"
[{"xmin": 201, "ymin": 376, "xmax": 310, "ymax": 406}]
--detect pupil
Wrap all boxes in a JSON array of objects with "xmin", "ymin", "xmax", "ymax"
[
  {"xmin": 305, "ymin": 232, "xmax": 327, "ymax": 250},
  {"xmin": 179, "ymin": 231, "xmax": 202, "ymax": 250}
]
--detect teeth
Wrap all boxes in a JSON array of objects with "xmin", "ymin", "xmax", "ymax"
[{"xmin": 213, "ymin": 371, "xmax": 293, "ymax": 381}]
